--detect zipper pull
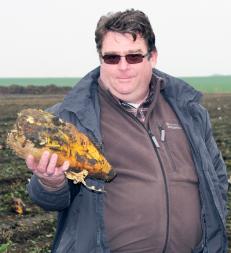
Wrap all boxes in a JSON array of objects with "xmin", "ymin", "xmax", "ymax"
[
  {"xmin": 151, "ymin": 135, "xmax": 160, "ymax": 148},
  {"xmin": 158, "ymin": 125, "xmax": 165, "ymax": 142},
  {"xmin": 160, "ymin": 129, "xmax": 165, "ymax": 142},
  {"xmin": 148, "ymin": 126, "xmax": 160, "ymax": 148}
]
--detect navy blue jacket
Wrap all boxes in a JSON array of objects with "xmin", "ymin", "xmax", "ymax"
[{"xmin": 27, "ymin": 67, "xmax": 228, "ymax": 253}]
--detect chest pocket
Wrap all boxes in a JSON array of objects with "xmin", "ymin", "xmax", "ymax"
[{"xmin": 163, "ymin": 120, "xmax": 199, "ymax": 182}]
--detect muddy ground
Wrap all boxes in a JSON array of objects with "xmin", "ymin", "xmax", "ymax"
[{"xmin": 0, "ymin": 93, "xmax": 231, "ymax": 252}]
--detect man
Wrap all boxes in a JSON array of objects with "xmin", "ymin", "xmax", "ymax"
[{"xmin": 26, "ymin": 9, "xmax": 228, "ymax": 253}]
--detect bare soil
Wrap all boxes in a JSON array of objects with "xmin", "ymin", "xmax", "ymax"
[{"xmin": 0, "ymin": 92, "xmax": 231, "ymax": 252}]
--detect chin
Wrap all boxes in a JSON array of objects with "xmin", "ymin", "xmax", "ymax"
[{"xmin": 115, "ymin": 87, "xmax": 133, "ymax": 95}]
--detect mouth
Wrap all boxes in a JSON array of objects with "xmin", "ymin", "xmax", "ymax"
[{"xmin": 117, "ymin": 76, "xmax": 133, "ymax": 81}]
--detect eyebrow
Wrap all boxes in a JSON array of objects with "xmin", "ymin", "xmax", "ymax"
[{"xmin": 102, "ymin": 49, "xmax": 143, "ymax": 55}]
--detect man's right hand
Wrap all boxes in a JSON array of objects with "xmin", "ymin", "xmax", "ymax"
[{"xmin": 26, "ymin": 151, "xmax": 69, "ymax": 189}]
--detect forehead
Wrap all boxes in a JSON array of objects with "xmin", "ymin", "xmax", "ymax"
[{"xmin": 101, "ymin": 31, "xmax": 148, "ymax": 53}]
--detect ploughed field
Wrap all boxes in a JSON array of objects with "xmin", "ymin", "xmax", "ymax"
[{"xmin": 0, "ymin": 93, "xmax": 231, "ymax": 252}]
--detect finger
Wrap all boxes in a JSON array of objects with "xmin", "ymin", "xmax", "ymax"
[
  {"xmin": 46, "ymin": 153, "xmax": 58, "ymax": 175},
  {"xmin": 61, "ymin": 161, "xmax": 70, "ymax": 172},
  {"xmin": 26, "ymin": 154, "xmax": 37, "ymax": 172},
  {"xmin": 53, "ymin": 161, "xmax": 69, "ymax": 177},
  {"xmin": 37, "ymin": 151, "xmax": 51, "ymax": 173}
]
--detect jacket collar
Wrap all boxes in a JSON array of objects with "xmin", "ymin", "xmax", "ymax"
[
  {"xmin": 58, "ymin": 67, "xmax": 101, "ymax": 144},
  {"xmin": 154, "ymin": 69, "xmax": 203, "ymax": 107},
  {"xmin": 60, "ymin": 67, "xmax": 100, "ymax": 115}
]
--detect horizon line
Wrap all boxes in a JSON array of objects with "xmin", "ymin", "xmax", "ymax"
[{"xmin": 0, "ymin": 74, "xmax": 231, "ymax": 79}]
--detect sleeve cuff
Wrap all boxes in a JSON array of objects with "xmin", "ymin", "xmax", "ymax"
[{"xmin": 38, "ymin": 178, "xmax": 68, "ymax": 192}]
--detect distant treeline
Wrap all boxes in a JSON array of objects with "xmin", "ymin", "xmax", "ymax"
[
  {"xmin": 0, "ymin": 75, "xmax": 231, "ymax": 94},
  {"xmin": 0, "ymin": 84, "xmax": 71, "ymax": 95}
]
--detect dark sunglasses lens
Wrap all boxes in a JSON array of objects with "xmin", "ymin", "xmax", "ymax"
[
  {"xmin": 103, "ymin": 55, "xmax": 120, "ymax": 64},
  {"xmin": 102, "ymin": 53, "xmax": 145, "ymax": 64},
  {"xmin": 126, "ymin": 54, "xmax": 144, "ymax": 64}
]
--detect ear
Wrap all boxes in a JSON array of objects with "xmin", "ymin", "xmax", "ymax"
[{"xmin": 149, "ymin": 51, "xmax": 158, "ymax": 68}]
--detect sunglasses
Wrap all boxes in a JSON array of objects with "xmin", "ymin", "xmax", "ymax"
[{"xmin": 101, "ymin": 52, "xmax": 149, "ymax": 65}]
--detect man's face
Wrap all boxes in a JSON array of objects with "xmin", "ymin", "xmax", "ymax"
[{"xmin": 99, "ymin": 32, "xmax": 157, "ymax": 104}]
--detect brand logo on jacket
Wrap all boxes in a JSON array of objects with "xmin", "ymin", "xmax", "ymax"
[{"xmin": 166, "ymin": 122, "xmax": 182, "ymax": 130}]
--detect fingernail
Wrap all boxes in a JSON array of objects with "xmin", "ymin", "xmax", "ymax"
[{"xmin": 44, "ymin": 151, "xmax": 50, "ymax": 156}]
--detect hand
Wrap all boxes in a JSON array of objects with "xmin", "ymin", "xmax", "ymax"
[{"xmin": 26, "ymin": 151, "xmax": 69, "ymax": 188}]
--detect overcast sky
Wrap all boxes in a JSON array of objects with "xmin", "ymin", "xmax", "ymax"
[{"xmin": 0, "ymin": 0, "xmax": 230, "ymax": 77}]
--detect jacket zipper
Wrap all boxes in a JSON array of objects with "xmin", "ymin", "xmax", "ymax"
[
  {"xmin": 188, "ymin": 137, "xmax": 226, "ymax": 250},
  {"xmin": 106, "ymin": 95, "xmax": 170, "ymax": 252},
  {"xmin": 147, "ymin": 125, "xmax": 170, "ymax": 253},
  {"xmin": 158, "ymin": 125, "xmax": 177, "ymax": 172},
  {"xmin": 118, "ymin": 110, "xmax": 170, "ymax": 252}
]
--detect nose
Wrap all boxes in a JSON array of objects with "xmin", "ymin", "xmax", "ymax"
[{"xmin": 117, "ymin": 57, "xmax": 129, "ymax": 70}]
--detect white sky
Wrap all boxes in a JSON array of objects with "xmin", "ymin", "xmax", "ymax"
[{"xmin": 0, "ymin": 0, "xmax": 230, "ymax": 77}]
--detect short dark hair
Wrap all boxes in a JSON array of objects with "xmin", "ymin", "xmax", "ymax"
[{"xmin": 95, "ymin": 9, "xmax": 157, "ymax": 54}]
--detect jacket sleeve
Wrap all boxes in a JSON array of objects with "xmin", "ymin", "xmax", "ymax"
[
  {"xmin": 204, "ymin": 110, "xmax": 228, "ymax": 218},
  {"xmin": 27, "ymin": 174, "xmax": 71, "ymax": 211}
]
